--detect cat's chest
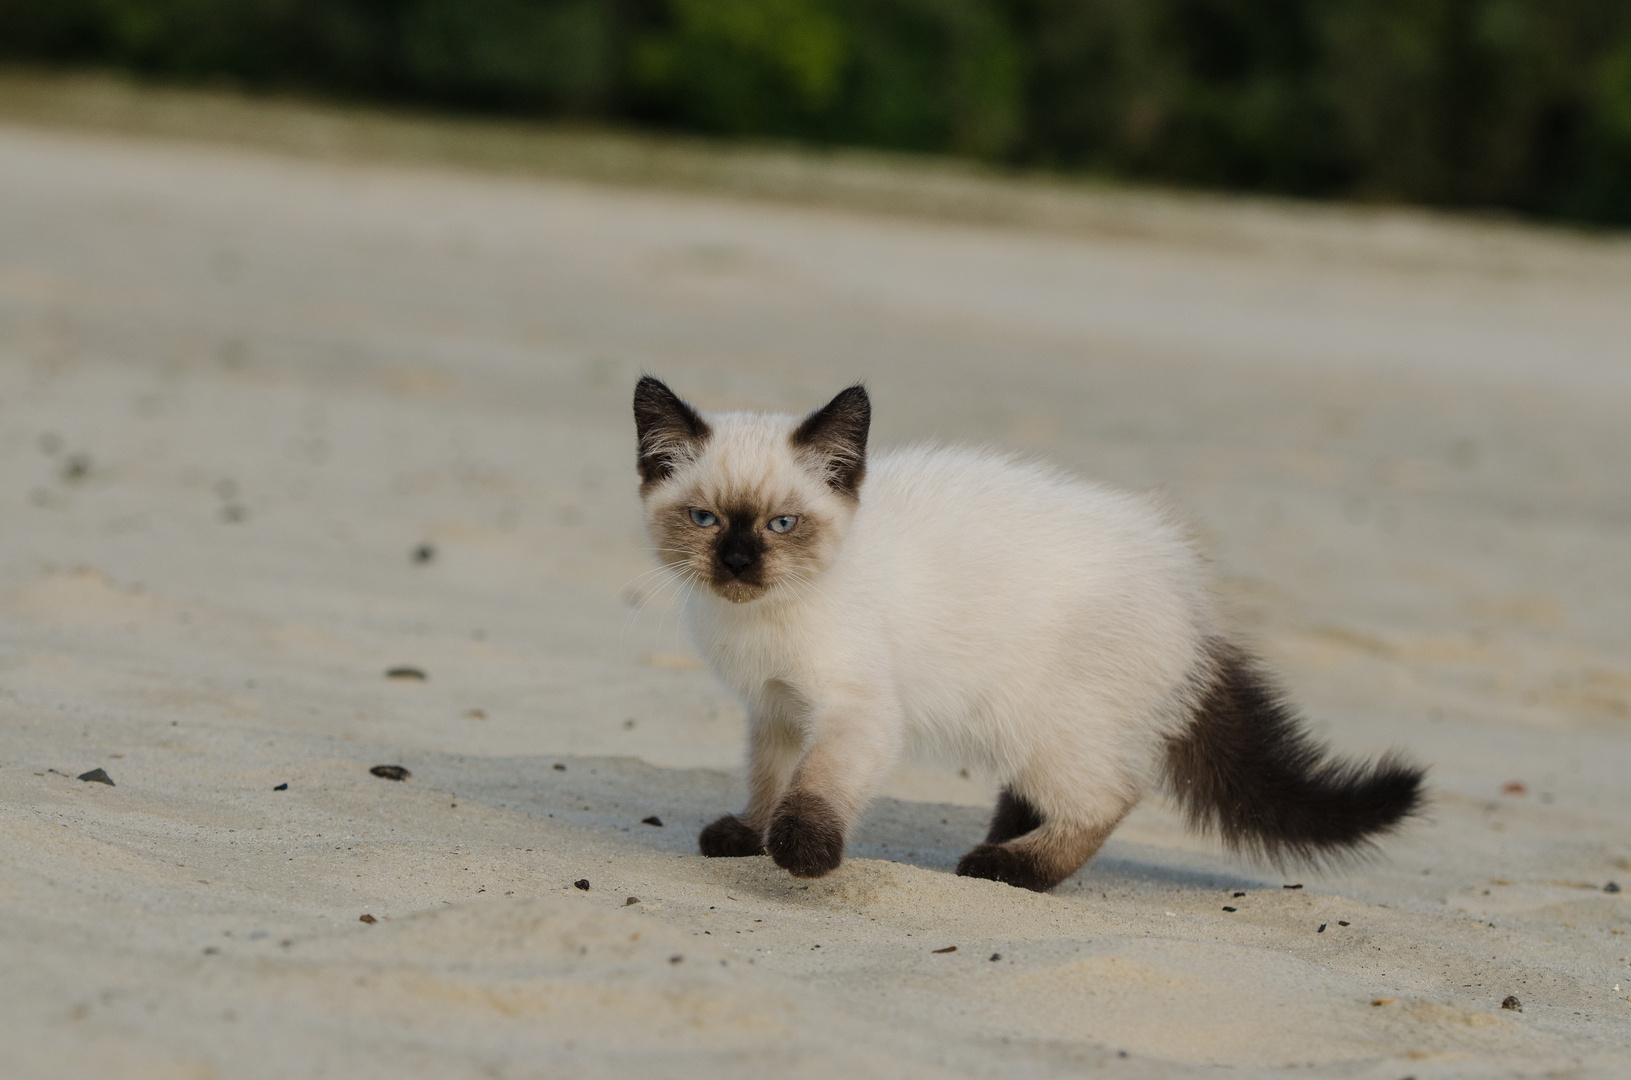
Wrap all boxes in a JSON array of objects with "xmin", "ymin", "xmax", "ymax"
[{"xmin": 689, "ymin": 603, "xmax": 831, "ymax": 692}]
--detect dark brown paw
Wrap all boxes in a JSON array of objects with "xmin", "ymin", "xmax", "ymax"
[
  {"xmin": 955, "ymin": 842, "xmax": 1058, "ymax": 892},
  {"xmin": 765, "ymin": 791, "xmax": 845, "ymax": 878},
  {"xmin": 698, "ymin": 814, "xmax": 764, "ymax": 858}
]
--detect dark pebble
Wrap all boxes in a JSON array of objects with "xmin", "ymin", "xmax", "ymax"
[
  {"xmin": 385, "ymin": 667, "xmax": 426, "ymax": 681},
  {"xmin": 1318, "ymin": 924, "xmax": 1327, "ymax": 933},
  {"xmin": 625, "ymin": 897, "xmax": 640, "ymax": 906},
  {"xmin": 1606, "ymin": 881, "xmax": 1621, "ymax": 893},
  {"xmin": 413, "ymin": 544, "xmax": 436, "ymax": 564},
  {"xmin": 273, "ymin": 782, "xmax": 288, "ymax": 791},
  {"xmin": 1338, "ymin": 920, "xmax": 1350, "ymax": 926},
  {"xmin": 359, "ymin": 914, "xmax": 377, "ymax": 924},
  {"xmin": 369, "ymin": 765, "xmax": 410, "ymax": 781},
  {"xmin": 641, "ymin": 815, "xmax": 663, "ymax": 827},
  {"xmin": 1501, "ymin": 995, "xmax": 1522, "ymax": 1012},
  {"xmin": 932, "ymin": 945, "xmax": 957, "ymax": 954},
  {"xmin": 1222, "ymin": 906, "xmax": 1237, "ymax": 912},
  {"xmin": 1232, "ymin": 891, "xmax": 1246, "ymax": 898},
  {"xmin": 989, "ymin": 953, "xmax": 1001, "ymax": 962},
  {"xmin": 553, "ymin": 763, "xmax": 567, "ymax": 772},
  {"xmin": 669, "ymin": 954, "xmax": 683, "ymax": 964},
  {"xmin": 1283, "ymin": 883, "xmax": 1303, "ymax": 890},
  {"xmin": 77, "ymin": 768, "xmax": 114, "ymax": 786},
  {"xmin": 574, "ymin": 879, "xmax": 591, "ymax": 891}
]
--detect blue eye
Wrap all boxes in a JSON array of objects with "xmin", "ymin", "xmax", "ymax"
[
  {"xmin": 688, "ymin": 508, "xmax": 718, "ymax": 528},
  {"xmin": 767, "ymin": 515, "xmax": 798, "ymax": 534}
]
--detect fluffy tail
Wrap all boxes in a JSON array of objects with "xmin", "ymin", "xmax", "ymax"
[{"xmin": 1163, "ymin": 640, "xmax": 1426, "ymax": 867}]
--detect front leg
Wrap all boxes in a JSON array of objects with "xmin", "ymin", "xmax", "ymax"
[
  {"xmin": 766, "ymin": 696, "xmax": 900, "ymax": 879},
  {"xmin": 699, "ymin": 711, "xmax": 801, "ymax": 858}
]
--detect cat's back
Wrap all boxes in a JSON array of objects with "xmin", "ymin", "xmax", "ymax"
[
  {"xmin": 850, "ymin": 444, "xmax": 1207, "ymax": 617},
  {"xmin": 863, "ymin": 444, "xmax": 1188, "ymax": 553}
]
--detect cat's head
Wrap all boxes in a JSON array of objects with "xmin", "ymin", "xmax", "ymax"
[{"xmin": 633, "ymin": 377, "xmax": 870, "ymax": 604}]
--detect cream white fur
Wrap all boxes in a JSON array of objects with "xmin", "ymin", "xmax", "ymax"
[{"xmin": 644, "ymin": 406, "xmax": 1222, "ymax": 850}]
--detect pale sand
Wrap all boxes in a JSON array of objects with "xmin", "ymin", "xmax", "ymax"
[{"xmin": 1, "ymin": 91, "xmax": 1629, "ymax": 1079}]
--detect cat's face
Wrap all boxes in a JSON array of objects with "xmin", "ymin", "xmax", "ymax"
[{"xmin": 634, "ymin": 378, "xmax": 870, "ymax": 604}]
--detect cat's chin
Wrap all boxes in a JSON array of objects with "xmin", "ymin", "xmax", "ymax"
[{"xmin": 710, "ymin": 580, "xmax": 768, "ymax": 604}]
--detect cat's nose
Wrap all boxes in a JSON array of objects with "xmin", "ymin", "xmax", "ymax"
[{"xmin": 722, "ymin": 551, "xmax": 754, "ymax": 574}]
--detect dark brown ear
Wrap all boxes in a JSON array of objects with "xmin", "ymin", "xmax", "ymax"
[
  {"xmin": 634, "ymin": 376, "xmax": 710, "ymax": 487},
  {"xmin": 792, "ymin": 384, "xmax": 870, "ymax": 497}
]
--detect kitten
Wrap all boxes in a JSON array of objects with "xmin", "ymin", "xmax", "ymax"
[{"xmin": 633, "ymin": 377, "xmax": 1424, "ymax": 891}]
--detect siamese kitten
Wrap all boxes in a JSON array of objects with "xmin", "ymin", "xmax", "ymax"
[{"xmin": 633, "ymin": 377, "xmax": 1424, "ymax": 892}]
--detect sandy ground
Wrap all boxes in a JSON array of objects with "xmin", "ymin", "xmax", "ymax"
[{"xmin": 2, "ymin": 87, "xmax": 1630, "ymax": 1079}]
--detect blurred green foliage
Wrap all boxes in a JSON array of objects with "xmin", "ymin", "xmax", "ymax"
[{"xmin": 3, "ymin": 0, "xmax": 1629, "ymax": 223}]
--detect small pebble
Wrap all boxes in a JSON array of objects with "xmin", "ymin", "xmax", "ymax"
[
  {"xmin": 1338, "ymin": 920, "xmax": 1350, "ymax": 926},
  {"xmin": 1371, "ymin": 998, "xmax": 1395, "ymax": 1006},
  {"xmin": 553, "ymin": 763, "xmax": 567, "ymax": 772},
  {"xmin": 989, "ymin": 953, "xmax": 1001, "ymax": 962},
  {"xmin": 412, "ymin": 544, "xmax": 436, "ymax": 564},
  {"xmin": 574, "ymin": 879, "xmax": 590, "ymax": 891},
  {"xmin": 1501, "ymin": 780, "xmax": 1528, "ymax": 796},
  {"xmin": 77, "ymin": 768, "xmax": 114, "ymax": 786},
  {"xmin": 642, "ymin": 816, "xmax": 663, "ymax": 827},
  {"xmin": 1222, "ymin": 906, "xmax": 1237, "ymax": 913},
  {"xmin": 386, "ymin": 666, "xmax": 426, "ymax": 681},
  {"xmin": 932, "ymin": 945, "xmax": 957, "ymax": 954},
  {"xmin": 669, "ymin": 954, "xmax": 683, "ymax": 964},
  {"xmin": 273, "ymin": 782, "xmax": 288, "ymax": 791},
  {"xmin": 1606, "ymin": 881, "xmax": 1621, "ymax": 893},
  {"xmin": 1318, "ymin": 924, "xmax": 1327, "ymax": 933},
  {"xmin": 1283, "ymin": 883, "xmax": 1303, "ymax": 889},
  {"xmin": 1232, "ymin": 891, "xmax": 1246, "ymax": 898},
  {"xmin": 625, "ymin": 897, "xmax": 640, "ymax": 906},
  {"xmin": 370, "ymin": 765, "xmax": 410, "ymax": 781},
  {"xmin": 359, "ymin": 914, "xmax": 377, "ymax": 924},
  {"xmin": 1501, "ymin": 995, "xmax": 1522, "ymax": 1012}
]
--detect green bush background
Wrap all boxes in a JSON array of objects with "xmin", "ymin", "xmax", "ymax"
[{"xmin": 4, "ymin": 0, "xmax": 1630, "ymax": 224}]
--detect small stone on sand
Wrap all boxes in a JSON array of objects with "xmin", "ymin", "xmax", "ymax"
[
  {"xmin": 369, "ymin": 765, "xmax": 410, "ymax": 781},
  {"xmin": 359, "ymin": 914, "xmax": 377, "ymax": 924},
  {"xmin": 272, "ymin": 782, "xmax": 288, "ymax": 791},
  {"xmin": 641, "ymin": 816, "xmax": 663, "ymax": 827},
  {"xmin": 1502, "ymin": 995, "xmax": 1522, "ymax": 1011},
  {"xmin": 76, "ymin": 768, "xmax": 113, "ymax": 786},
  {"xmin": 574, "ymin": 879, "xmax": 590, "ymax": 891},
  {"xmin": 385, "ymin": 667, "xmax": 426, "ymax": 681}
]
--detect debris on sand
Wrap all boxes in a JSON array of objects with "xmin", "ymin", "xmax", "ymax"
[
  {"xmin": 1370, "ymin": 998, "xmax": 1395, "ymax": 1006},
  {"xmin": 385, "ymin": 667, "xmax": 426, "ymax": 681},
  {"xmin": 77, "ymin": 768, "xmax": 114, "ymax": 786},
  {"xmin": 413, "ymin": 544, "xmax": 436, "ymax": 564},
  {"xmin": 932, "ymin": 945, "xmax": 957, "ymax": 954},
  {"xmin": 1501, "ymin": 781, "xmax": 1528, "ymax": 796},
  {"xmin": 625, "ymin": 897, "xmax": 640, "ymax": 906},
  {"xmin": 1502, "ymin": 995, "xmax": 1522, "ymax": 1012},
  {"xmin": 359, "ymin": 914, "xmax": 377, "ymax": 924},
  {"xmin": 1605, "ymin": 881, "xmax": 1621, "ymax": 893},
  {"xmin": 574, "ymin": 879, "xmax": 591, "ymax": 891},
  {"xmin": 273, "ymin": 782, "xmax": 288, "ymax": 791},
  {"xmin": 369, "ymin": 765, "xmax": 410, "ymax": 781},
  {"xmin": 641, "ymin": 816, "xmax": 663, "ymax": 827}
]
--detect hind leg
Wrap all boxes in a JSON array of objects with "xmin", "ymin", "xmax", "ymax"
[
  {"xmin": 958, "ymin": 784, "xmax": 1135, "ymax": 892},
  {"xmin": 983, "ymin": 787, "xmax": 1043, "ymax": 844}
]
